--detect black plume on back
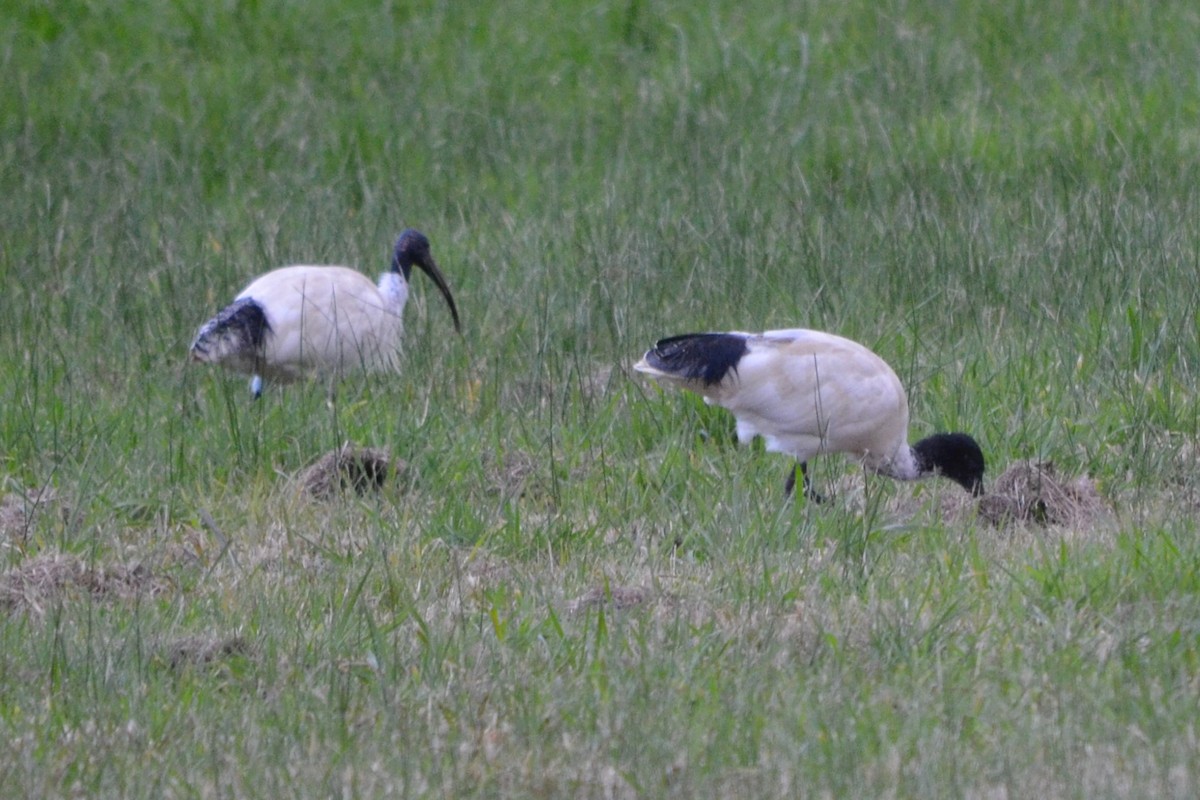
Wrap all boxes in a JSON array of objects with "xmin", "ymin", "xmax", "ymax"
[
  {"xmin": 191, "ymin": 297, "xmax": 270, "ymax": 362},
  {"xmin": 643, "ymin": 333, "xmax": 748, "ymax": 386}
]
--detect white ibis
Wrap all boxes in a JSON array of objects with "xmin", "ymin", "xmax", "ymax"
[
  {"xmin": 190, "ymin": 229, "xmax": 461, "ymax": 397},
  {"xmin": 634, "ymin": 329, "xmax": 985, "ymax": 500}
]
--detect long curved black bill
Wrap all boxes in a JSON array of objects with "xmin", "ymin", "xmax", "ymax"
[{"xmin": 415, "ymin": 253, "xmax": 462, "ymax": 333}]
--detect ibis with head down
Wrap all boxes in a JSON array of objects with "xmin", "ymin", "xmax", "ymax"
[
  {"xmin": 191, "ymin": 229, "xmax": 461, "ymax": 397},
  {"xmin": 634, "ymin": 328, "xmax": 985, "ymax": 500}
]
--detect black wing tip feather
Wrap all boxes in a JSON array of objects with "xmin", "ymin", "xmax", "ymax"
[{"xmin": 644, "ymin": 332, "xmax": 748, "ymax": 387}]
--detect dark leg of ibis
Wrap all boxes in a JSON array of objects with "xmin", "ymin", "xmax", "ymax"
[
  {"xmin": 784, "ymin": 461, "xmax": 824, "ymax": 503},
  {"xmin": 783, "ymin": 462, "xmax": 799, "ymax": 496}
]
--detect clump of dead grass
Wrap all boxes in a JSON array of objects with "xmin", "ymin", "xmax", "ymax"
[
  {"xmin": 0, "ymin": 551, "xmax": 171, "ymax": 614},
  {"xmin": 297, "ymin": 443, "xmax": 406, "ymax": 499},
  {"xmin": 947, "ymin": 460, "xmax": 1108, "ymax": 527}
]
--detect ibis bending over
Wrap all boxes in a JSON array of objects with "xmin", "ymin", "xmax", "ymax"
[
  {"xmin": 634, "ymin": 329, "xmax": 985, "ymax": 499},
  {"xmin": 190, "ymin": 229, "xmax": 461, "ymax": 397}
]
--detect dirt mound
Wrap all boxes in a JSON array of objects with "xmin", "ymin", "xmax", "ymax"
[
  {"xmin": 162, "ymin": 634, "xmax": 253, "ymax": 669},
  {"xmin": 0, "ymin": 552, "xmax": 170, "ymax": 614},
  {"xmin": 568, "ymin": 584, "xmax": 652, "ymax": 613},
  {"xmin": 298, "ymin": 444, "xmax": 406, "ymax": 499},
  {"xmin": 975, "ymin": 460, "xmax": 1107, "ymax": 527}
]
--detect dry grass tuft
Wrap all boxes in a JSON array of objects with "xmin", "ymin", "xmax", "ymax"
[
  {"xmin": 568, "ymin": 584, "xmax": 653, "ymax": 613},
  {"xmin": 297, "ymin": 443, "xmax": 406, "ymax": 499},
  {"xmin": 1, "ymin": 484, "xmax": 65, "ymax": 542},
  {"xmin": 482, "ymin": 449, "xmax": 539, "ymax": 500},
  {"xmin": 162, "ymin": 634, "xmax": 253, "ymax": 670},
  {"xmin": 966, "ymin": 460, "xmax": 1108, "ymax": 527},
  {"xmin": 0, "ymin": 551, "xmax": 171, "ymax": 614}
]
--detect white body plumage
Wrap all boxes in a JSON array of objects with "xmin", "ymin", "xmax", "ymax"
[
  {"xmin": 634, "ymin": 328, "xmax": 985, "ymax": 497},
  {"xmin": 231, "ymin": 266, "xmax": 408, "ymax": 382},
  {"xmin": 191, "ymin": 229, "xmax": 460, "ymax": 397}
]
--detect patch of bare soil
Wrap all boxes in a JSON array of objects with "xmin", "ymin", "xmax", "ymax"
[
  {"xmin": 162, "ymin": 634, "xmax": 253, "ymax": 669},
  {"xmin": 297, "ymin": 443, "xmax": 406, "ymax": 499},
  {"xmin": 0, "ymin": 552, "xmax": 171, "ymax": 614},
  {"xmin": 950, "ymin": 460, "xmax": 1108, "ymax": 527}
]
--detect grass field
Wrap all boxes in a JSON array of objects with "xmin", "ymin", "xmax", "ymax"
[{"xmin": 3, "ymin": 0, "xmax": 1200, "ymax": 796}]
